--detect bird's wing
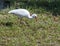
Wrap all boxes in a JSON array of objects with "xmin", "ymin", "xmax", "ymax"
[
  {"xmin": 16, "ymin": 9, "xmax": 30, "ymax": 16},
  {"xmin": 8, "ymin": 9, "xmax": 31, "ymax": 17}
]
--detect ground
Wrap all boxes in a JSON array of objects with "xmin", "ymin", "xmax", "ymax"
[{"xmin": 0, "ymin": 8, "xmax": 60, "ymax": 46}]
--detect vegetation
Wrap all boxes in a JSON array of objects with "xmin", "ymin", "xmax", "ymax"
[
  {"xmin": 0, "ymin": 0, "xmax": 60, "ymax": 46},
  {"xmin": 10, "ymin": 0, "xmax": 60, "ymax": 16}
]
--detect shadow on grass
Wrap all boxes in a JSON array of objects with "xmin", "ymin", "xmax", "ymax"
[{"xmin": 0, "ymin": 22, "xmax": 13, "ymax": 27}]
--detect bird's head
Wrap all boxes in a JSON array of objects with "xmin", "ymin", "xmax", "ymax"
[{"xmin": 32, "ymin": 14, "xmax": 37, "ymax": 21}]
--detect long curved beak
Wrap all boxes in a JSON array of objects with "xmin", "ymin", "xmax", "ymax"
[{"xmin": 35, "ymin": 16, "xmax": 37, "ymax": 22}]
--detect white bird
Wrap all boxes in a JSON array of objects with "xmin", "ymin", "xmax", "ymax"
[{"xmin": 8, "ymin": 9, "xmax": 37, "ymax": 22}]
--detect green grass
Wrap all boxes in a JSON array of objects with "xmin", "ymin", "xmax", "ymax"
[{"xmin": 0, "ymin": 8, "xmax": 60, "ymax": 46}]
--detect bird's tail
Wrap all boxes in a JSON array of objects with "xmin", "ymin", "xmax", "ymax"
[
  {"xmin": 8, "ymin": 10, "xmax": 15, "ymax": 14},
  {"xmin": 8, "ymin": 10, "xmax": 14, "ymax": 14},
  {"xmin": 8, "ymin": 11, "xmax": 11, "ymax": 13}
]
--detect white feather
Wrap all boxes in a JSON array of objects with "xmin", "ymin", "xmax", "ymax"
[{"xmin": 8, "ymin": 9, "xmax": 37, "ymax": 19}]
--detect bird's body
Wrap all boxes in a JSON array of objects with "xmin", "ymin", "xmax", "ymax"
[
  {"xmin": 8, "ymin": 9, "xmax": 30, "ymax": 18},
  {"xmin": 8, "ymin": 9, "xmax": 37, "ymax": 21}
]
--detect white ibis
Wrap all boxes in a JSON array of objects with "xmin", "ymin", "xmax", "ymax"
[{"xmin": 8, "ymin": 9, "xmax": 37, "ymax": 22}]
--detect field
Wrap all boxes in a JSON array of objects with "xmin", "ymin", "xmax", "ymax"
[{"xmin": 0, "ymin": 8, "xmax": 60, "ymax": 46}]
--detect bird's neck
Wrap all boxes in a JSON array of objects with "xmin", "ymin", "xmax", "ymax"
[
  {"xmin": 28, "ymin": 15, "xmax": 33, "ymax": 19},
  {"xmin": 28, "ymin": 14, "xmax": 33, "ymax": 19}
]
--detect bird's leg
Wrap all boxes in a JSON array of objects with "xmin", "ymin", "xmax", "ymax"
[
  {"xmin": 17, "ymin": 17, "xmax": 22, "ymax": 24},
  {"xmin": 20, "ymin": 18, "xmax": 22, "ymax": 23}
]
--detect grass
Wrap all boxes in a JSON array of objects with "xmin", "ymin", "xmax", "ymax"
[{"xmin": 0, "ymin": 8, "xmax": 60, "ymax": 46}]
